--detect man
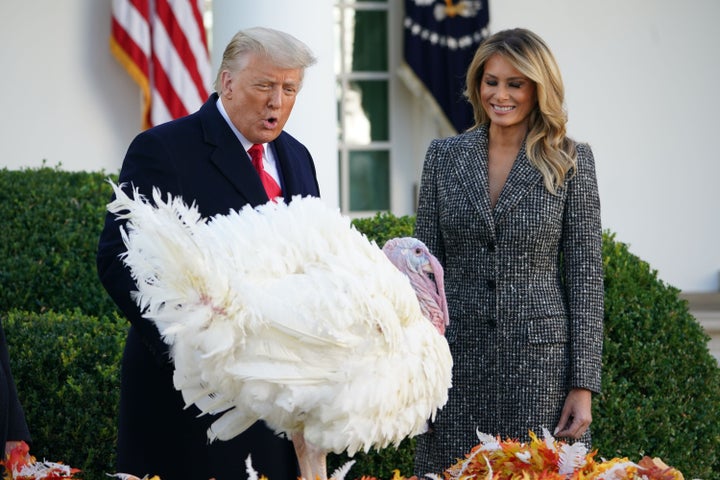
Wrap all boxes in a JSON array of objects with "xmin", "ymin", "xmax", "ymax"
[
  {"xmin": 0, "ymin": 319, "xmax": 31, "ymax": 467},
  {"xmin": 97, "ymin": 27, "xmax": 320, "ymax": 480}
]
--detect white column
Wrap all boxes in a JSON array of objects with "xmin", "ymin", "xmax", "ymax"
[{"xmin": 211, "ymin": 0, "xmax": 339, "ymax": 208}]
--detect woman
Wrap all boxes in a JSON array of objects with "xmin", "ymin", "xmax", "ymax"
[{"xmin": 413, "ymin": 28, "xmax": 604, "ymax": 475}]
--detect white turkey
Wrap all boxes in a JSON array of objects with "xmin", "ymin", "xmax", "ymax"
[{"xmin": 106, "ymin": 182, "xmax": 453, "ymax": 480}]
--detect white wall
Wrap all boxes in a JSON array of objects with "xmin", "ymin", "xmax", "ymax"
[
  {"xmin": 0, "ymin": 1, "xmax": 140, "ymax": 173},
  {"xmin": 486, "ymin": 0, "xmax": 720, "ymax": 291},
  {"xmin": 0, "ymin": 0, "xmax": 718, "ymax": 292},
  {"xmin": 0, "ymin": 0, "xmax": 338, "ymax": 205}
]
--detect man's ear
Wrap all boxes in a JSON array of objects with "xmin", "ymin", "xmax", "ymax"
[{"xmin": 220, "ymin": 70, "xmax": 233, "ymax": 97}]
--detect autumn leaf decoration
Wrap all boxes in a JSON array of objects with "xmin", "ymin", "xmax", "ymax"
[{"xmin": 1, "ymin": 441, "xmax": 80, "ymax": 480}]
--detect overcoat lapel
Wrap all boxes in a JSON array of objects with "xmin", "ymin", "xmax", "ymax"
[
  {"xmin": 199, "ymin": 94, "xmax": 270, "ymax": 207},
  {"xmin": 209, "ymin": 147, "xmax": 269, "ymax": 206},
  {"xmin": 271, "ymin": 135, "xmax": 297, "ymax": 203}
]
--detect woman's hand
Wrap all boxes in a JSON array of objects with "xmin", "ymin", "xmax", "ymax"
[{"xmin": 553, "ymin": 388, "xmax": 592, "ymax": 438}]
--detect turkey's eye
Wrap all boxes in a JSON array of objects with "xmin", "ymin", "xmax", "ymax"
[{"xmin": 415, "ymin": 248, "xmax": 422, "ymax": 255}]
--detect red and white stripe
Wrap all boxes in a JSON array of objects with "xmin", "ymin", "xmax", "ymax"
[{"xmin": 110, "ymin": 0, "xmax": 211, "ymax": 129}]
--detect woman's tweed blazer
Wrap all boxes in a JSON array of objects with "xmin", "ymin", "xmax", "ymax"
[{"xmin": 413, "ymin": 124, "xmax": 604, "ymax": 475}]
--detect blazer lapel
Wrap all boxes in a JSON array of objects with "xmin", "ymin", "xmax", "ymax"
[
  {"xmin": 450, "ymin": 127, "xmax": 496, "ymax": 235},
  {"xmin": 492, "ymin": 143, "xmax": 543, "ymax": 225}
]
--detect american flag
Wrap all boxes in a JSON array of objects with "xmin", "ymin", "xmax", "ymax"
[
  {"xmin": 110, "ymin": 0, "xmax": 212, "ymax": 129},
  {"xmin": 404, "ymin": 0, "xmax": 489, "ymax": 133}
]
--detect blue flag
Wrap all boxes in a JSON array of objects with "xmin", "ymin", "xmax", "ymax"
[{"xmin": 404, "ymin": 0, "xmax": 489, "ymax": 132}]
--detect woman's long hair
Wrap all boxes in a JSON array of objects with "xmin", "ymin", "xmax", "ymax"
[{"xmin": 465, "ymin": 28, "xmax": 576, "ymax": 194}]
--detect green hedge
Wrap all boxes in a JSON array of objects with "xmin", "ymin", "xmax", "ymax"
[
  {"xmin": 3, "ymin": 309, "xmax": 127, "ymax": 478},
  {"xmin": 593, "ymin": 233, "xmax": 720, "ymax": 479},
  {"xmin": 1, "ymin": 167, "xmax": 720, "ymax": 479},
  {"xmin": 0, "ymin": 166, "xmax": 119, "ymax": 318}
]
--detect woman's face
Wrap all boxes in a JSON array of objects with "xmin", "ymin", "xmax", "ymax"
[{"xmin": 480, "ymin": 53, "xmax": 537, "ymax": 130}]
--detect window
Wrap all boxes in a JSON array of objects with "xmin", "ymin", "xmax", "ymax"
[{"xmin": 334, "ymin": 1, "xmax": 391, "ymax": 214}]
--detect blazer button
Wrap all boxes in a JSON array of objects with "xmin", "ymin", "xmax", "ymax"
[
  {"xmin": 486, "ymin": 279, "xmax": 496, "ymax": 290},
  {"xmin": 487, "ymin": 318, "xmax": 497, "ymax": 327},
  {"xmin": 487, "ymin": 241, "xmax": 496, "ymax": 252}
]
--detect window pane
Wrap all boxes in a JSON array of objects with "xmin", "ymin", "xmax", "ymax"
[
  {"xmin": 349, "ymin": 150, "xmax": 389, "ymax": 211},
  {"xmin": 346, "ymin": 80, "xmax": 388, "ymax": 142},
  {"xmin": 351, "ymin": 10, "xmax": 387, "ymax": 71}
]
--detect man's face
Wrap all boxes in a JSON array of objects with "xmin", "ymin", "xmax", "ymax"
[{"xmin": 220, "ymin": 53, "xmax": 303, "ymax": 144}]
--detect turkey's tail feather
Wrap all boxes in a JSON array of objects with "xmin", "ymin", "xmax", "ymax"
[
  {"xmin": 206, "ymin": 407, "xmax": 259, "ymax": 442},
  {"xmin": 108, "ymin": 182, "xmax": 261, "ymax": 437},
  {"xmin": 107, "ymin": 182, "xmax": 236, "ymax": 344}
]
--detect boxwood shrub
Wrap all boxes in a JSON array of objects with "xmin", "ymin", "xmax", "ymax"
[
  {"xmin": 1, "ymin": 168, "xmax": 719, "ymax": 479},
  {"xmin": 3, "ymin": 309, "xmax": 127, "ymax": 479},
  {"xmin": 593, "ymin": 232, "xmax": 720, "ymax": 479},
  {"xmin": 0, "ymin": 165, "xmax": 119, "ymax": 318}
]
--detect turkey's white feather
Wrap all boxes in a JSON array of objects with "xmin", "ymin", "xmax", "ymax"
[{"xmin": 108, "ymin": 183, "xmax": 452, "ymax": 456}]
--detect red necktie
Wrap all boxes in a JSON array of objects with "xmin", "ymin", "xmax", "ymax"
[{"xmin": 248, "ymin": 144, "xmax": 282, "ymax": 201}]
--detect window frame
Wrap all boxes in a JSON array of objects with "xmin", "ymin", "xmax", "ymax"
[{"xmin": 335, "ymin": 0, "xmax": 393, "ymax": 216}]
